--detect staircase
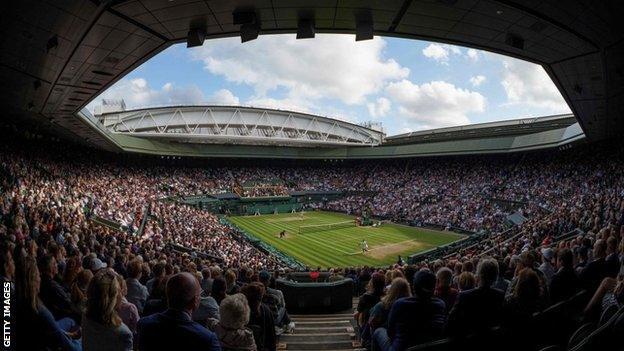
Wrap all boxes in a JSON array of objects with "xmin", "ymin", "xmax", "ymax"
[{"xmin": 280, "ymin": 298, "xmax": 364, "ymax": 351}]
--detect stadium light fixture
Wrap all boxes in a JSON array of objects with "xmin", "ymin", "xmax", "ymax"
[
  {"xmin": 355, "ymin": 19, "xmax": 374, "ymax": 41},
  {"xmin": 186, "ymin": 28, "xmax": 206, "ymax": 48},
  {"xmin": 297, "ymin": 18, "xmax": 315, "ymax": 39},
  {"xmin": 233, "ymin": 11, "xmax": 260, "ymax": 43}
]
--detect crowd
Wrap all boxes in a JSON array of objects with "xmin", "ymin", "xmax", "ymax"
[{"xmin": 1, "ymin": 130, "xmax": 623, "ymax": 351}]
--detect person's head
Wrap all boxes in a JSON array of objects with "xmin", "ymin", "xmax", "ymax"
[
  {"xmin": 412, "ymin": 270, "xmax": 436, "ymax": 299},
  {"xmin": 15, "ymin": 257, "xmax": 40, "ymax": 311},
  {"xmin": 211, "ymin": 277, "xmax": 227, "ymax": 302},
  {"xmin": 71, "ymin": 269, "xmax": 93, "ymax": 304},
  {"xmin": 557, "ymin": 248, "xmax": 574, "ymax": 269},
  {"xmin": 86, "ymin": 269, "xmax": 122, "ymax": 327},
  {"xmin": 258, "ymin": 270, "xmax": 271, "ymax": 286},
  {"xmin": 519, "ymin": 251, "xmax": 536, "ymax": 271},
  {"xmin": 368, "ymin": 272, "xmax": 386, "ymax": 296},
  {"xmin": 219, "ymin": 293, "xmax": 250, "ymax": 329},
  {"xmin": 38, "ymin": 254, "xmax": 57, "ymax": 278},
  {"xmin": 241, "ymin": 282, "xmax": 265, "ymax": 312},
  {"xmin": 166, "ymin": 272, "xmax": 201, "ymax": 313},
  {"xmin": 476, "ymin": 258, "xmax": 499, "ymax": 288},
  {"xmin": 435, "ymin": 267, "xmax": 453, "ymax": 290},
  {"xmin": 458, "ymin": 271, "xmax": 476, "ymax": 291},
  {"xmin": 153, "ymin": 261, "xmax": 166, "ymax": 278},
  {"xmin": 127, "ymin": 259, "xmax": 143, "ymax": 280},
  {"xmin": 0, "ymin": 245, "xmax": 15, "ymax": 280},
  {"xmin": 225, "ymin": 269, "xmax": 237, "ymax": 287},
  {"xmin": 514, "ymin": 268, "xmax": 541, "ymax": 303},
  {"xmin": 115, "ymin": 272, "xmax": 128, "ymax": 297},
  {"xmin": 382, "ymin": 277, "xmax": 411, "ymax": 309},
  {"xmin": 593, "ymin": 239, "xmax": 607, "ymax": 259}
]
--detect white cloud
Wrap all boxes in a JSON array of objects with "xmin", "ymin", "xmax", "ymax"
[
  {"xmin": 422, "ymin": 43, "xmax": 462, "ymax": 65},
  {"xmin": 367, "ymin": 97, "xmax": 391, "ymax": 118},
  {"xmin": 501, "ymin": 59, "xmax": 571, "ymax": 112},
  {"xmin": 191, "ymin": 34, "xmax": 409, "ymax": 108},
  {"xmin": 469, "ymin": 75, "xmax": 486, "ymax": 87},
  {"xmin": 209, "ymin": 89, "xmax": 239, "ymax": 105},
  {"xmin": 386, "ymin": 80, "xmax": 486, "ymax": 130},
  {"xmin": 466, "ymin": 48, "xmax": 479, "ymax": 62},
  {"xmin": 88, "ymin": 78, "xmax": 205, "ymax": 111}
]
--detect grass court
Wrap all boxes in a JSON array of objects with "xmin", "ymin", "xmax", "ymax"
[{"xmin": 227, "ymin": 210, "xmax": 465, "ymax": 267}]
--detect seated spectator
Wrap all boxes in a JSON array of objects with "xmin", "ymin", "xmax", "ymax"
[
  {"xmin": 115, "ymin": 274, "xmax": 140, "ymax": 337},
  {"xmin": 38, "ymin": 254, "xmax": 76, "ymax": 320},
  {"xmin": 581, "ymin": 239, "xmax": 608, "ymax": 293},
  {"xmin": 126, "ymin": 259, "xmax": 149, "ymax": 314},
  {"xmin": 259, "ymin": 270, "xmax": 293, "ymax": 332},
  {"xmin": 14, "ymin": 257, "xmax": 81, "ymax": 351},
  {"xmin": 225, "ymin": 269, "xmax": 240, "ymax": 295},
  {"xmin": 241, "ymin": 282, "xmax": 276, "ymax": 351},
  {"xmin": 539, "ymin": 248, "xmax": 556, "ymax": 284},
  {"xmin": 605, "ymin": 236, "xmax": 620, "ymax": 278},
  {"xmin": 193, "ymin": 273, "xmax": 221, "ymax": 326},
  {"xmin": 363, "ymin": 277, "xmax": 411, "ymax": 347},
  {"xmin": 207, "ymin": 294, "xmax": 257, "ymax": 351},
  {"xmin": 82, "ymin": 269, "xmax": 133, "ymax": 351},
  {"xmin": 503, "ymin": 268, "xmax": 546, "ymax": 329},
  {"xmin": 448, "ymin": 258, "xmax": 505, "ymax": 336},
  {"xmin": 372, "ymin": 270, "xmax": 446, "ymax": 351},
  {"xmin": 70, "ymin": 269, "xmax": 93, "ymax": 316},
  {"xmin": 584, "ymin": 264, "xmax": 624, "ymax": 319},
  {"xmin": 434, "ymin": 267, "xmax": 457, "ymax": 313},
  {"xmin": 137, "ymin": 272, "xmax": 221, "ymax": 351},
  {"xmin": 212, "ymin": 277, "xmax": 228, "ymax": 305},
  {"xmin": 549, "ymin": 248, "xmax": 581, "ymax": 303},
  {"xmin": 356, "ymin": 272, "xmax": 385, "ymax": 327}
]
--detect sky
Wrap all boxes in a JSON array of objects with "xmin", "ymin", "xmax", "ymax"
[{"xmin": 87, "ymin": 34, "xmax": 571, "ymax": 135}]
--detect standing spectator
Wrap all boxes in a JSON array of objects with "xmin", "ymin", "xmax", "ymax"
[
  {"xmin": 137, "ymin": 272, "xmax": 221, "ymax": 351},
  {"xmin": 82, "ymin": 269, "xmax": 133, "ymax": 351}
]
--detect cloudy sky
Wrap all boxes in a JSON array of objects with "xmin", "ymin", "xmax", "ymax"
[{"xmin": 88, "ymin": 34, "xmax": 571, "ymax": 135}]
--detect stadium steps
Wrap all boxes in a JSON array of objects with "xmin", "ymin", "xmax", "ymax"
[{"xmin": 282, "ymin": 314, "xmax": 358, "ymax": 351}]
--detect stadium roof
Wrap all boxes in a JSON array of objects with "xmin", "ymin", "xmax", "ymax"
[
  {"xmin": 96, "ymin": 105, "xmax": 385, "ymax": 147},
  {"xmin": 385, "ymin": 113, "xmax": 577, "ymax": 145},
  {"xmin": 1, "ymin": 0, "xmax": 622, "ymax": 152}
]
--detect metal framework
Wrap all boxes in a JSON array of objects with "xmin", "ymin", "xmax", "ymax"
[{"xmin": 98, "ymin": 105, "xmax": 385, "ymax": 147}]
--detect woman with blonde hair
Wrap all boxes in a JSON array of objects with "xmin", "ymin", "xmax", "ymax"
[
  {"xmin": 207, "ymin": 293, "xmax": 257, "ymax": 351},
  {"xmin": 82, "ymin": 268, "xmax": 133, "ymax": 351},
  {"xmin": 115, "ymin": 273, "xmax": 140, "ymax": 336},
  {"xmin": 361, "ymin": 278, "xmax": 411, "ymax": 347},
  {"xmin": 70, "ymin": 269, "xmax": 93, "ymax": 316}
]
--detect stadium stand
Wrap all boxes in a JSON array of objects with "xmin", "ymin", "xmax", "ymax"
[{"xmin": 2, "ymin": 1, "xmax": 624, "ymax": 350}]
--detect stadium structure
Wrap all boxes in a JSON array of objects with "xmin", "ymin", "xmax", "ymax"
[{"xmin": 1, "ymin": 2, "xmax": 624, "ymax": 351}]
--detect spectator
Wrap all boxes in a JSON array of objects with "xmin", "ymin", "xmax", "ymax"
[
  {"xmin": 434, "ymin": 267, "xmax": 457, "ymax": 313},
  {"xmin": 457, "ymin": 271, "xmax": 476, "ymax": 292},
  {"xmin": 82, "ymin": 269, "xmax": 133, "ymax": 351},
  {"xmin": 503, "ymin": 268, "xmax": 546, "ymax": 328},
  {"xmin": 448, "ymin": 258, "xmax": 505, "ymax": 336},
  {"xmin": 363, "ymin": 277, "xmax": 411, "ymax": 347},
  {"xmin": 70, "ymin": 269, "xmax": 93, "ymax": 316},
  {"xmin": 207, "ymin": 294, "xmax": 257, "ymax": 351},
  {"xmin": 115, "ymin": 274, "xmax": 140, "ymax": 337},
  {"xmin": 126, "ymin": 259, "xmax": 149, "ymax": 314},
  {"xmin": 356, "ymin": 272, "xmax": 385, "ymax": 327},
  {"xmin": 539, "ymin": 248, "xmax": 556, "ymax": 284},
  {"xmin": 549, "ymin": 248, "xmax": 581, "ymax": 303},
  {"xmin": 581, "ymin": 239, "xmax": 608, "ymax": 293},
  {"xmin": 373, "ymin": 271, "xmax": 446, "ymax": 351},
  {"xmin": 241, "ymin": 282, "xmax": 276, "ymax": 351},
  {"xmin": 38, "ymin": 255, "xmax": 76, "ymax": 321},
  {"xmin": 14, "ymin": 257, "xmax": 81, "ymax": 351},
  {"xmin": 212, "ymin": 277, "xmax": 228, "ymax": 305},
  {"xmin": 137, "ymin": 272, "xmax": 221, "ymax": 351}
]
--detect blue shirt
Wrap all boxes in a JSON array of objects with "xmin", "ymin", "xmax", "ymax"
[{"xmin": 387, "ymin": 296, "xmax": 446, "ymax": 351}]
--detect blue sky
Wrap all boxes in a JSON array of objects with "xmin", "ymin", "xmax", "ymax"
[{"xmin": 89, "ymin": 34, "xmax": 570, "ymax": 135}]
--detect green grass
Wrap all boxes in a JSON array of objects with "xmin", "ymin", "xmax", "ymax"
[{"xmin": 228, "ymin": 211, "xmax": 465, "ymax": 268}]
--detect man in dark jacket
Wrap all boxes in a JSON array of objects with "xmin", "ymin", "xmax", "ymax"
[
  {"xmin": 448, "ymin": 258, "xmax": 505, "ymax": 336},
  {"xmin": 373, "ymin": 270, "xmax": 446, "ymax": 351},
  {"xmin": 550, "ymin": 248, "xmax": 581, "ymax": 303},
  {"xmin": 137, "ymin": 272, "xmax": 221, "ymax": 351},
  {"xmin": 580, "ymin": 239, "xmax": 608, "ymax": 293},
  {"xmin": 38, "ymin": 255, "xmax": 76, "ymax": 321}
]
